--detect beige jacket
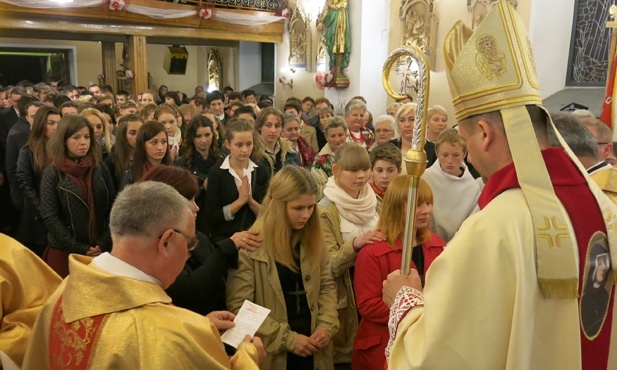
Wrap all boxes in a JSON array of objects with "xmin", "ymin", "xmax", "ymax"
[
  {"xmin": 318, "ymin": 199, "xmax": 361, "ymax": 364},
  {"xmin": 226, "ymin": 241, "xmax": 339, "ymax": 369},
  {"xmin": 301, "ymin": 123, "xmax": 319, "ymax": 153}
]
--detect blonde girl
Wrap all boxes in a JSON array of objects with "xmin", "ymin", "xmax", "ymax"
[
  {"xmin": 318, "ymin": 142, "xmax": 385, "ymax": 367},
  {"xmin": 227, "ymin": 166, "xmax": 339, "ymax": 369}
]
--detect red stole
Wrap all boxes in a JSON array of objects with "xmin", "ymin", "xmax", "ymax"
[
  {"xmin": 479, "ymin": 148, "xmax": 614, "ymax": 370},
  {"xmin": 49, "ymin": 296, "xmax": 106, "ymax": 369}
]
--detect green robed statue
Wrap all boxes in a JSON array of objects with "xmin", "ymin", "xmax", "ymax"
[{"xmin": 318, "ymin": 0, "xmax": 351, "ymax": 88}]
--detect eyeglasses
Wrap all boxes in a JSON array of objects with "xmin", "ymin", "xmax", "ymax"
[
  {"xmin": 375, "ymin": 129, "xmax": 394, "ymax": 134},
  {"xmin": 160, "ymin": 229, "xmax": 198, "ymax": 251},
  {"xmin": 174, "ymin": 229, "xmax": 198, "ymax": 251}
]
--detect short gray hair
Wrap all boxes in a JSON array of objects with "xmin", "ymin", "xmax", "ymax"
[
  {"xmin": 375, "ymin": 115, "xmax": 396, "ymax": 132},
  {"xmin": 345, "ymin": 99, "xmax": 367, "ymax": 115},
  {"xmin": 283, "ymin": 113, "xmax": 301, "ymax": 126},
  {"xmin": 324, "ymin": 115, "xmax": 348, "ymax": 135},
  {"xmin": 573, "ymin": 109, "xmax": 613, "ymax": 142},
  {"xmin": 549, "ymin": 112, "xmax": 598, "ymax": 160},
  {"xmin": 110, "ymin": 181, "xmax": 192, "ymax": 239}
]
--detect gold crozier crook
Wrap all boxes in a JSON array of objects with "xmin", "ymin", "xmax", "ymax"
[{"xmin": 382, "ymin": 46, "xmax": 430, "ymax": 276}]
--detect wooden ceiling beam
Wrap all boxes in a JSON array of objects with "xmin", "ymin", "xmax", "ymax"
[{"xmin": 0, "ymin": 29, "xmax": 240, "ymax": 47}]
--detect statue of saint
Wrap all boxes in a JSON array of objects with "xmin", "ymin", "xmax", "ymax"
[{"xmin": 317, "ymin": 0, "xmax": 351, "ymax": 88}]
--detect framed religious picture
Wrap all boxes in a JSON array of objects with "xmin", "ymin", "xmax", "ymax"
[{"xmin": 207, "ymin": 49, "xmax": 223, "ymax": 92}]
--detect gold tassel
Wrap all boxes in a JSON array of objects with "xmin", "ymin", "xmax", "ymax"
[{"xmin": 538, "ymin": 278, "xmax": 579, "ymax": 299}]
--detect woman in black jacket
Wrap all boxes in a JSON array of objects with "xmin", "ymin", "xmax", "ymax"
[
  {"xmin": 174, "ymin": 115, "xmax": 222, "ymax": 234},
  {"xmin": 204, "ymin": 119, "xmax": 270, "ymax": 241},
  {"xmin": 40, "ymin": 115, "xmax": 116, "ymax": 277},
  {"xmin": 15, "ymin": 106, "xmax": 61, "ymax": 256},
  {"xmin": 104, "ymin": 114, "xmax": 143, "ymax": 189},
  {"xmin": 119, "ymin": 121, "xmax": 172, "ymax": 190},
  {"xmin": 142, "ymin": 165, "xmax": 261, "ymax": 315}
]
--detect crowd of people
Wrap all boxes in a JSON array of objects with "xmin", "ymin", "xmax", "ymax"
[
  {"xmin": 0, "ymin": 78, "xmax": 479, "ymax": 368},
  {"xmin": 2, "ymin": 2, "xmax": 617, "ymax": 366}
]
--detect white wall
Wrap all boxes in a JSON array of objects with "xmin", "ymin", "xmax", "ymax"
[
  {"xmin": 324, "ymin": 0, "xmax": 391, "ymax": 115},
  {"xmin": 273, "ymin": 28, "xmax": 326, "ymax": 109},
  {"xmin": 238, "ymin": 41, "xmax": 262, "ymax": 91},
  {"xmin": 528, "ymin": 0, "xmax": 575, "ymax": 98}
]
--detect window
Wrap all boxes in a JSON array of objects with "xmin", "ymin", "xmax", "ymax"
[{"xmin": 566, "ymin": 0, "xmax": 612, "ymax": 87}]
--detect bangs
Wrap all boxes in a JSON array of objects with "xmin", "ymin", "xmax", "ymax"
[
  {"xmin": 395, "ymin": 103, "xmax": 417, "ymax": 122},
  {"xmin": 334, "ymin": 143, "xmax": 371, "ymax": 171},
  {"xmin": 417, "ymin": 179, "xmax": 433, "ymax": 205}
]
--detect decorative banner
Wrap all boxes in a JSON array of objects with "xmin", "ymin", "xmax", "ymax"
[
  {"xmin": 278, "ymin": 7, "xmax": 289, "ymax": 18},
  {"xmin": 600, "ymin": 50, "xmax": 617, "ymax": 131},
  {"xmin": 0, "ymin": 0, "xmax": 285, "ymax": 26},
  {"xmin": 108, "ymin": 0, "xmax": 127, "ymax": 11}
]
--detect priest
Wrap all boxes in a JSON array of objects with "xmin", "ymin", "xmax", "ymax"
[
  {"xmin": 383, "ymin": 1, "xmax": 617, "ymax": 369},
  {"xmin": 23, "ymin": 181, "xmax": 264, "ymax": 369},
  {"xmin": 0, "ymin": 234, "xmax": 61, "ymax": 369}
]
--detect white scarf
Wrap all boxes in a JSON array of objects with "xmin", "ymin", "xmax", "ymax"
[{"xmin": 323, "ymin": 177, "xmax": 377, "ymax": 225}]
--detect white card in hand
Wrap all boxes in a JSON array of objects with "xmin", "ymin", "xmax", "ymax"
[{"xmin": 221, "ymin": 300, "xmax": 271, "ymax": 348}]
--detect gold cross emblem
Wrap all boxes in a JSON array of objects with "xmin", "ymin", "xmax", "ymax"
[{"xmin": 536, "ymin": 216, "xmax": 570, "ymax": 248}]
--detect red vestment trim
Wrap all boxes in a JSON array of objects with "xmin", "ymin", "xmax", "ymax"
[
  {"xmin": 477, "ymin": 148, "xmax": 614, "ymax": 370},
  {"xmin": 49, "ymin": 296, "xmax": 107, "ymax": 370}
]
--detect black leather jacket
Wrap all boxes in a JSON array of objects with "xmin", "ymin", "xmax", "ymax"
[
  {"xmin": 40, "ymin": 163, "xmax": 116, "ymax": 254},
  {"xmin": 15, "ymin": 146, "xmax": 47, "ymax": 245}
]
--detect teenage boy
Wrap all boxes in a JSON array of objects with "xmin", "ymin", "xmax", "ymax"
[
  {"xmin": 369, "ymin": 143, "xmax": 402, "ymax": 206},
  {"xmin": 422, "ymin": 128, "xmax": 482, "ymax": 242}
]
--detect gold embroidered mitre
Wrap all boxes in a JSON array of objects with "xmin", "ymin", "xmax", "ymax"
[
  {"xmin": 444, "ymin": 3, "xmax": 541, "ymax": 121},
  {"xmin": 444, "ymin": 0, "xmax": 581, "ymax": 299}
]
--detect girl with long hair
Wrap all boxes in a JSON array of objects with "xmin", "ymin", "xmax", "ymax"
[
  {"xmin": 179, "ymin": 104, "xmax": 198, "ymax": 133},
  {"xmin": 93, "ymin": 103, "xmax": 118, "ymax": 136},
  {"xmin": 352, "ymin": 176, "xmax": 445, "ymax": 369},
  {"xmin": 175, "ymin": 115, "xmax": 222, "ymax": 234},
  {"xmin": 227, "ymin": 166, "xmax": 339, "ymax": 369},
  {"xmin": 204, "ymin": 118, "xmax": 269, "ymax": 240},
  {"xmin": 104, "ymin": 114, "xmax": 143, "ymax": 188},
  {"xmin": 201, "ymin": 108, "xmax": 225, "ymax": 153},
  {"xmin": 120, "ymin": 121, "xmax": 172, "ymax": 189},
  {"xmin": 155, "ymin": 104, "xmax": 183, "ymax": 160},
  {"xmin": 318, "ymin": 142, "xmax": 385, "ymax": 367},
  {"xmin": 40, "ymin": 115, "xmax": 116, "ymax": 277},
  {"xmin": 81, "ymin": 108, "xmax": 113, "ymax": 158},
  {"xmin": 255, "ymin": 107, "xmax": 301, "ymax": 177},
  {"xmin": 15, "ymin": 106, "xmax": 61, "ymax": 256}
]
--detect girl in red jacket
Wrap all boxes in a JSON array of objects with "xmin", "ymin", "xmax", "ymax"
[{"xmin": 352, "ymin": 176, "xmax": 446, "ymax": 370}]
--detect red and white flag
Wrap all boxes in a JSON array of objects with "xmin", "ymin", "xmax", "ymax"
[{"xmin": 599, "ymin": 50, "xmax": 617, "ymax": 131}]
